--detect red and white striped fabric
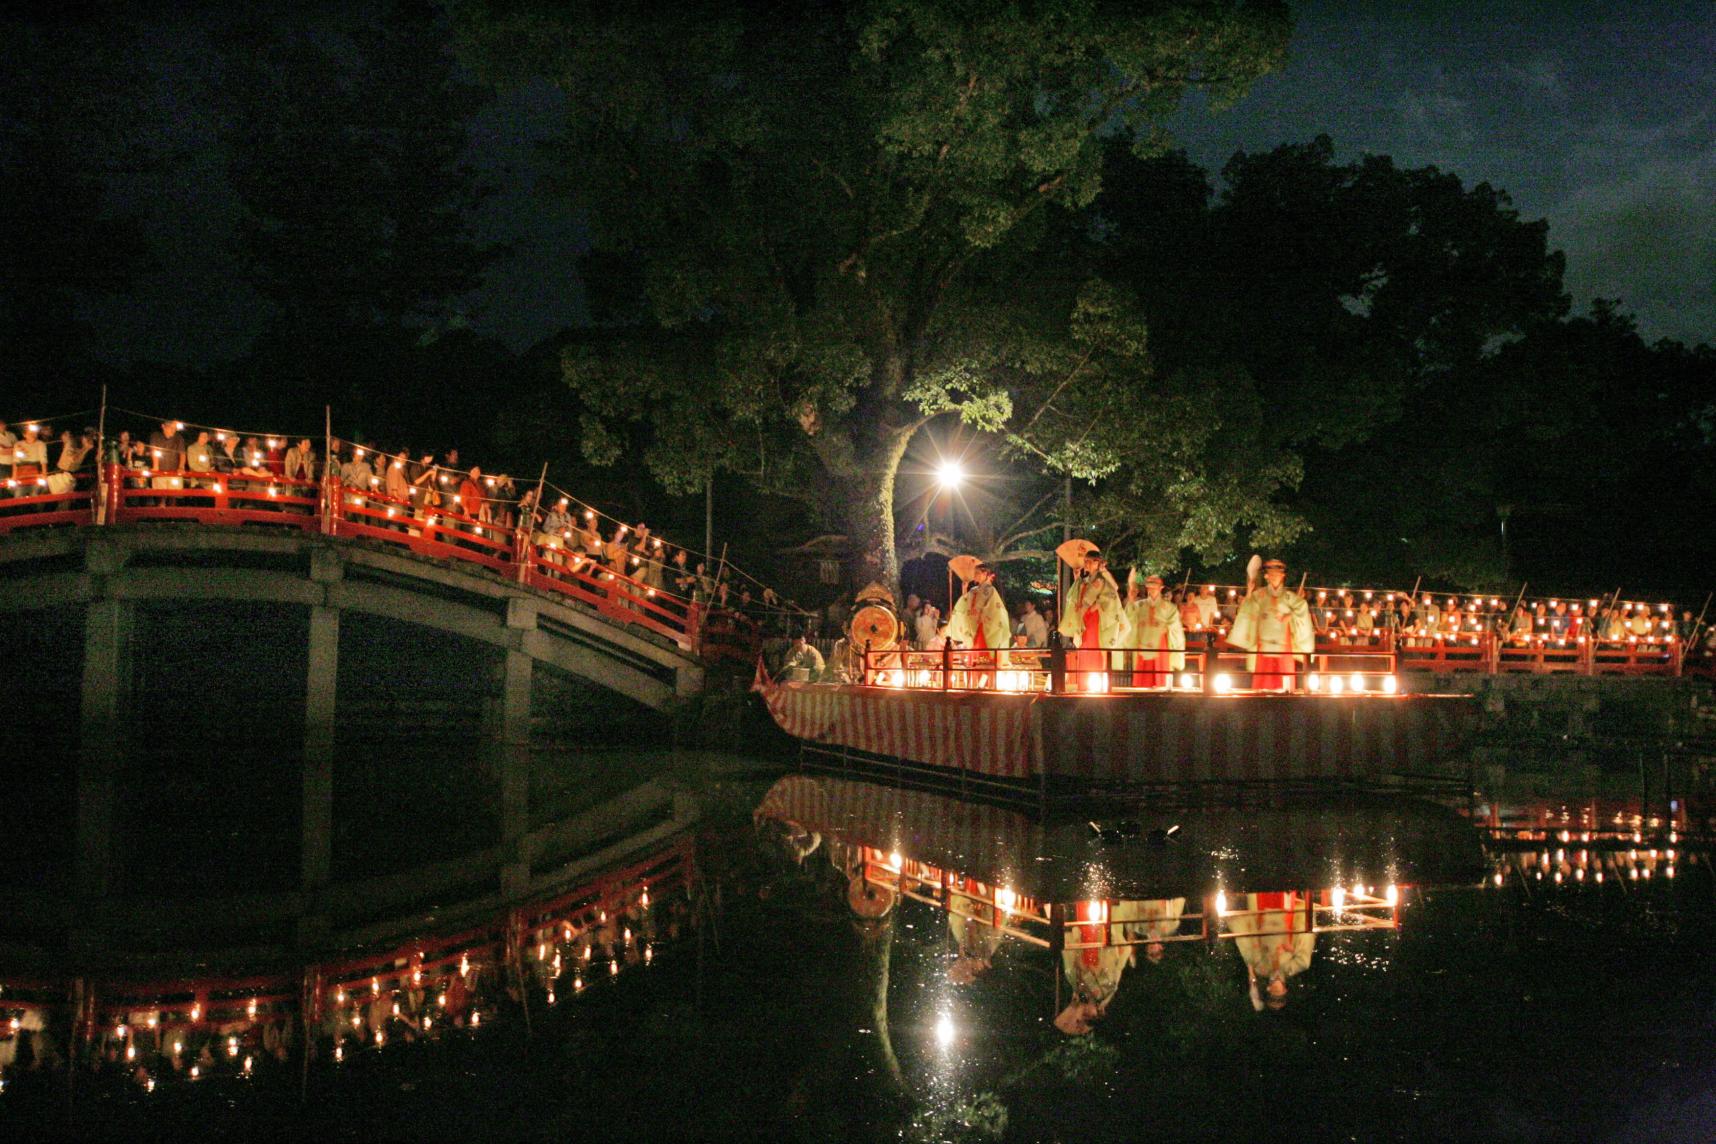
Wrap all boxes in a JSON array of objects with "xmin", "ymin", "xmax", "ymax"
[
  {"xmin": 762, "ymin": 682, "xmax": 1477, "ymax": 784},
  {"xmin": 755, "ymin": 774, "xmax": 1041, "ymax": 878},
  {"xmin": 1035, "ymin": 694, "xmax": 1477, "ymax": 784},
  {"xmin": 761, "ymin": 683, "xmax": 1037, "ymax": 779}
]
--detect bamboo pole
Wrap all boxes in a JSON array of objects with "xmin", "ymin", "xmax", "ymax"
[{"xmin": 94, "ymin": 384, "xmax": 108, "ymax": 524}]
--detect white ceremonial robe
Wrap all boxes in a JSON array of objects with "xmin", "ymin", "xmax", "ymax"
[
  {"xmin": 1228, "ymin": 585, "xmax": 1314, "ymax": 667},
  {"xmin": 1124, "ymin": 596, "xmax": 1185, "ymax": 674},
  {"xmin": 1228, "ymin": 891, "xmax": 1316, "ymax": 986},
  {"xmin": 948, "ymin": 583, "xmax": 1010, "ymax": 650}
]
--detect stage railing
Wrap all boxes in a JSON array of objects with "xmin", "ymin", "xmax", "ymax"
[
  {"xmin": 855, "ymin": 848, "xmax": 1402, "ymax": 951},
  {"xmin": 857, "ymin": 641, "xmax": 1402, "ymax": 695}
]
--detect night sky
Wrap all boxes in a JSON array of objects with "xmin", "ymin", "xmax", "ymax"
[{"xmin": 84, "ymin": 1, "xmax": 1713, "ymax": 369}]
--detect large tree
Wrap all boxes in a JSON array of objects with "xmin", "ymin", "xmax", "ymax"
[
  {"xmin": 457, "ymin": 1, "xmax": 1291, "ymax": 589},
  {"xmin": 1085, "ymin": 136, "xmax": 1571, "ymax": 585}
]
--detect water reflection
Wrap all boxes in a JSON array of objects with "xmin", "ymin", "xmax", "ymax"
[
  {"xmin": 0, "ymin": 836, "xmax": 693, "ymax": 1101},
  {"xmin": 756, "ymin": 777, "xmax": 1470, "ymax": 1026},
  {"xmin": 755, "ymin": 772, "xmax": 1716, "ymax": 1139}
]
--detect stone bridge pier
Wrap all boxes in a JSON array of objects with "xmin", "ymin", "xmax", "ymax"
[{"xmin": 1, "ymin": 526, "xmax": 705, "ymax": 966}]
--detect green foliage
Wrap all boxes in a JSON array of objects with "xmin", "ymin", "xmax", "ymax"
[
  {"xmin": 455, "ymin": 0, "xmax": 1291, "ymax": 586},
  {"xmin": 902, "ymin": 1089, "xmax": 1009, "ymax": 1144},
  {"xmin": 1033, "ymin": 1035, "xmax": 1121, "ymax": 1085}
]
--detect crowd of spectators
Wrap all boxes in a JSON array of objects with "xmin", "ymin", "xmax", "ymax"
[
  {"xmin": 3, "ymin": 413, "xmax": 818, "ymax": 643},
  {"xmin": 0, "ymin": 420, "xmax": 100, "ymax": 498}
]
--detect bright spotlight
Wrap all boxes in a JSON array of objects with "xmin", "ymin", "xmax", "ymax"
[
  {"xmin": 934, "ymin": 1012, "xmax": 956, "ymax": 1050},
  {"xmin": 935, "ymin": 459, "xmax": 966, "ymax": 491}
]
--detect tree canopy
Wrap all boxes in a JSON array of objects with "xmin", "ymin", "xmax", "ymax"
[{"xmin": 457, "ymin": 0, "xmax": 1294, "ymax": 588}]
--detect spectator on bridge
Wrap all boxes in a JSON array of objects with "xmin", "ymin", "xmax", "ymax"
[
  {"xmin": 47, "ymin": 428, "xmax": 94, "ymax": 495},
  {"xmin": 1414, "ymin": 595, "xmax": 1440, "ymax": 645},
  {"xmin": 239, "ymin": 437, "xmax": 272, "ymax": 480},
  {"xmin": 455, "ymin": 467, "xmax": 483, "ymax": 521},
  {"xmin": 9, "ymin": 421, "xmax": 47, "ymax": 497},
  {"xmin": 284, "ymin": 439, "xmax": 318, "ymax": 484},
  {"xmin": 185, "ymin": 430, "xmax": 215, "ymax": 488},
  {"xmin": 780, "ymin": 633, "xmax": 826, "ymax": 682},
  {"xmin": 146, "ymin": 421, "xmax": 185, "ymax": 487},
  {"xmin": 383, "ymin": 450, "xmax": 410, "ymax": 502},
  {"xmin": 1177, "ymin": 589, "xmax": 1201, "ymax": 633},
  {"xmin": 1356, "ymin": 604, "xmax": 1376, "ymax": 642},
  {"xmin": 264, "ymin": 437, "xmax": 287, "ymax": 476},
  {"xmin": 210, "ymin": 432, "xmax": 238, "ymax": 475},
  {"xmin": 1629, "ymin": 605, "xmax": 1659, "ymax": 640},
  {"xmin": 488, "ymin": 474, "xmax": 516, "ymax": 528},
  {"xmin": 1016, "ymin": 598, "xmax": 1048, "ymax": 648}
]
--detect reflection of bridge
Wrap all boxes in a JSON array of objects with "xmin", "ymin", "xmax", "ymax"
[{"xmin": 0, "ymin": 514, "xmax": 720, "ymax": 965}]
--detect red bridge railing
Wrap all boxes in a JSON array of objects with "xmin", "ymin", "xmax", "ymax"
[{"xmin": 0, "ymin": 466, "xmax": 758, "ymax": 666}]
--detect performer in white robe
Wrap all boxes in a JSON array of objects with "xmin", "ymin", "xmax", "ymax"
[
  {"xmin": 1126, "ymin": 896, "xmax": 1187, "ymax": 962},
  {"xmin": 946, "ymin": 877, "xmax": 1006, "ymax": 985},
  {"xmin": 1124, "ymin": 574, "xmax": 1184, "ymax": 688},
  {"xmin": 947, "ymin": 564, "xmax": 1010, "ymax": 651},
  {"xmin": 1055, "ymin": 899, "xmax": 1153, "ymax": 1034},
  {"xmin": 1227, "ymin": 558, "xmax": 1314, "ymax": 691},
  {"xmin": 1228, "ymin": 890, "xmax": 1316, "ymax": 1009},
  {"xmin": 1058, "ymin": 549, "xmax": 1130, "ymax": 685},
  {"xmin": 947, "ymin": 563, "xmax": 1009, "ymax": 686}
]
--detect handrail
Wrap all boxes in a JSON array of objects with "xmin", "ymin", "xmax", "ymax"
[
  {"xmin": 0, "ymin": 464, "xmax": 762, "ymax": 666},
  {"xmin": 833, "ymin": 625, "xmax": 1693, "ymax": 691}
]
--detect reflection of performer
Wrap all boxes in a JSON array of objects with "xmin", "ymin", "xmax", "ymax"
[
  {"xmin": 947, "ymin": 880, "xmax": 1006, "ymax": 985},
  {"xmin": 1227, "ymin": 559, "xmax": 1314, "ymax": 691},
  {"xmin": 1125, "ymin": 574, "xmax": 1184, "ymax": 688},
  {"xmin": 1227, "ymin": 891, "xmax": 1316, "ymax": 1010},
  {"xmin": 1129, "ymin": 896, "xmax": 1187, "ymax": 962},
  {"xmin": 1054, "ymin": 899, "xmax": 1158, "ymax": 1035},
  {"xmin": 1058, "ymin": 549, "xmax": 1130, "ymax": 680}
]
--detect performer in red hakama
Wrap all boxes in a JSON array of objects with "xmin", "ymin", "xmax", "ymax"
[
  {"xmin": 946, "ymin": 877, "xmax": 1006, "ymax": 985},
  {"xmin": 1227, "ymin": 890, "xmax": 1316, "ymax": 1009},
  {"xmin": 1227, "ymin": 558, "xmax": 1314, "ymax": 691},
  {"xmin": 1057, "ymin": 549, "xmax": 1129, "ymax": 690},
  {"xmin": 947, "ymin": 563, "xmax": 1010, "ymax": 688},
  {"xmin": 1125, "ymin": 573, "xmax": 1184, "ymax": 689}
]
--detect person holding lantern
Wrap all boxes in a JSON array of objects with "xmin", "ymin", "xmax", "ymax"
[
  {"xmin": 1227, "ymin": 558, "xmax": 1314, "ymax": 691},
  {"xmin": 1125, "ymin": 573, "xmax": 1184, "ymax": 688}
]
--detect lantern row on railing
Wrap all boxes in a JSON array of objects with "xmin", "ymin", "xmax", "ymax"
[{"xmin": 0, "ymin": 837, "xmax": 695, "ymax": 1100}]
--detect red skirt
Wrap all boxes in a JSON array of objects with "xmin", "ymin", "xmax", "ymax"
[{"xmin": 1253, "ymin": 653, "xmax": 1297, "ymax": 691}]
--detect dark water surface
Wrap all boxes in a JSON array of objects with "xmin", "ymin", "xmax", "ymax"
[{"xmin": 4, "ymin": 758, "xmax": 1714, "ymax": 1143}]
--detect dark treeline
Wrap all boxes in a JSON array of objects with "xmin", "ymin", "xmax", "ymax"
[{"xmin": 3, "ymin": 3, "xmax": 1711, "ymax": 595}]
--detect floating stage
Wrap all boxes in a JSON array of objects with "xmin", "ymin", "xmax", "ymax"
[{"xmin": 759, "ymin": 681, "xmax": 1479, "ymax": 802}]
